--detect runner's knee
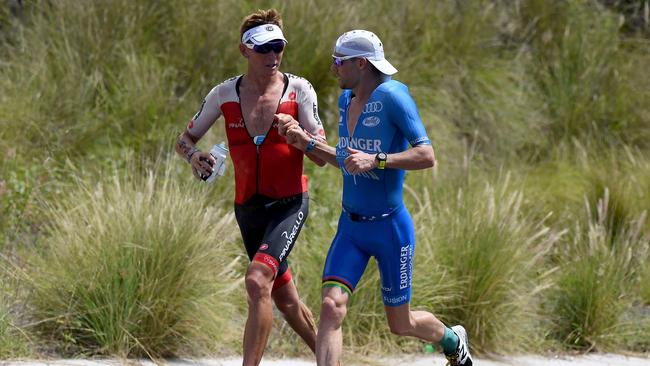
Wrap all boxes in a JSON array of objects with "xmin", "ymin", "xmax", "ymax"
[
  {"xmin": 245, "ymin": 267, "xmax": 274, "ymax": 302},
  {"xmin": 320, "ymin": 293, "xmax": 348, "ymax": 326}
]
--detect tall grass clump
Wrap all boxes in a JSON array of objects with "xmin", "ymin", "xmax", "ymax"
[
  {"xmin": 24, "ymin": 162, "xmax": 243, "ymax": 357},
  {"xmin": 641, "ymin": 264, "xmax": 650, "ymax": 306},
  {"xmin": 0, "ymin": 259, "xmax": 30, "ymax": 359},
  {"xmin": 0, "ymin": 303, "xmax": 16, "ymax": 358},
  {"xmin": 548, "ymin": 191, "xmax": 649, "ymax": 351},
  {"xmin": 525, "ymin": 1, "xmax": 649, "ymax": 146},
  {"xmin": 519, "ymin": 143, "xmax": 650, "ymax": 235},
  {"xmin": 0, "ymin": 160, "xmax": 37, "ymax": 251},
  {"xmin": 421, "ymin": 176, "xmax": 562, "ymax": 354},
  {"xmin": 0, "ymin": 153, "xmax": 75, "ymax": 253},
  {"xmin": 0, "ymin": 0, "xmax": 244, "ymax": 161},
  {"xmin": 0, "ymin": 294, "xmax": 26, "ymax": 359},
  {"xmin": 580, "ymin": 148, "xmax": 650, "ymax": 241},
  {"xmin": 0, "ymin": 303, "xmax": 25, "ymax": 358}
]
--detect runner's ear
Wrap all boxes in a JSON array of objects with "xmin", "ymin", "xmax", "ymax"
[
  {"xmin": 358, "ymin": 57, "xmax": 373, "ymax": 72},
  {"xmin": 239, "ymin": 43, "xmax": 249, "ymax": 58}
]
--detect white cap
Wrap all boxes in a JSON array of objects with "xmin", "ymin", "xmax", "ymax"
[
  {"xmin": 334, "ymin": 30, "xmax": 397, "ymax": 75},
  {"xmin": 242, "ymin": 24, "xmax": 287, "ymax": 45}
]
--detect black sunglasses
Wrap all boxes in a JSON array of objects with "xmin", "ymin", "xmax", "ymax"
[{"xmin": 247, "ymin": 40, "xmax": 285, "ymax": 54}]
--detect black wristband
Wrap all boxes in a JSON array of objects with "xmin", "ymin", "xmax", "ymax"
[{"xmin": 187, "ymin": 148, "xmax": 199, "ymax": 163}]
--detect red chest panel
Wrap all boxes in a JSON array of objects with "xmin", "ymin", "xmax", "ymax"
[{"xmin": 223, "ymin": 100, "xmax": 306, "ymax": 204}]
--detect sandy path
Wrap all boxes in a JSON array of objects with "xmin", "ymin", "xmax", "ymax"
[{"xmin": 2, "ymin": 354, "xmax": 649, "ymax": 366}]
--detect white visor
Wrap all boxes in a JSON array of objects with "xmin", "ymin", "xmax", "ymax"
[{"xmin": 242, "ymin": 24, "xmax": 287, "ymax": 46}]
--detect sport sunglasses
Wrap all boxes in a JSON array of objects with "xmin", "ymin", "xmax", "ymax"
[
  {"xmin": 332, "ymin": 53, "xmax": 373, "ymax": 67},
  {"xmin": 245, "ymin": 40, "xmax": 286, "ymax": 54}
]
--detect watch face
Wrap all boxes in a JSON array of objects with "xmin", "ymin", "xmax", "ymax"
[{"xmin": 376, "ymin": 152, "xmax": 387, "ymax": 169}]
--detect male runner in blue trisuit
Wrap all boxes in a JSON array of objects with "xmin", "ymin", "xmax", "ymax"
[{"xmin": 276, "ymin": 30, "xmax": 473, "ymax": 366}]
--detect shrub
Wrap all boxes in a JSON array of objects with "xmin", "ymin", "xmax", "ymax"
[
  {"xmin": 425, "ymin": 176, "xmax": 562, "ymax": 354},
  {"xmin": 548, "ymin": 191, "xmax": 649, "ymax": 351},
  {"xmin": 24, "ymin": 163, "xmax": 242, "ymax": 357}
]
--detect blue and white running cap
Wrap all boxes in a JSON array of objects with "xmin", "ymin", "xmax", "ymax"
[
  {"xmin": 334, "ymin": 30, "xmax": 397, "ymax": 75},
  {"xmin": 242, "ymin": 24, "xmax": 287, "ymax": 45}
]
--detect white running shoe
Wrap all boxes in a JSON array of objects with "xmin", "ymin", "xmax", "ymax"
[{"xmin": 444, "ymin": 325, "xmax": 473, "ymax": 366}]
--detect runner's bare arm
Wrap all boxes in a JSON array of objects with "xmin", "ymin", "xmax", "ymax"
[
  {"xmin": 176, "ymin": 131, "xmax": 216, "ymax": 180},
  {"xmin": 278, "ymin": 117, "xmax": 338, "ymax": 167},
  {"xmin": 302, "ymin": 135, "xmax": 338, "ymax": 167},
  {"xmin": 381, "ymin": 143, "xmax": 435, "ymax": 170},
  {"xmin": 176, "ymin": 131, "xmax": 200, "ymax": 163},
  {"xmin": 276, "ymin": 113, "xmax": 329, "ymax": 167},
  {"xmin": 294, "ymin": 78, "xmax": 327, "ymax": 167},
  {"xmin": 176, "ymin": 86, "xmax": 222, "ymax": 178},
  {"xmin": 344, "ymin": 144, "xmax": 435, "ymax": 174},
  {"xmin": 305, "ymin": 147, "xmax": 327, "ymax": 167}
]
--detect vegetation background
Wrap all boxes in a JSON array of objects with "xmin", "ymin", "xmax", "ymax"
[{"xmin": 1, "ymin": 0, "xmax": 649, "ymax": 361}]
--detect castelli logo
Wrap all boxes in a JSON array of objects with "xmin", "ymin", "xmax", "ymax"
[
  {"xmin": 260, "ymin": 244, "xmax": 269, "ymax": 251},
  {"xmin": 187, "ymin": 120, "xmax": 194, "ymax": 129},
  {"xmin": 289, "ymin": 91, "xmax": 296, "ymax": 101}
]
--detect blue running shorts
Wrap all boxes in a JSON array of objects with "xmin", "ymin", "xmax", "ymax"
[{"xmin": 322, "ymin": 204, "xmax": 416, "ymax": 306}]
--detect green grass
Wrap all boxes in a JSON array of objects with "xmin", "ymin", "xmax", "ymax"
[
  {"xmin": 421, "ymin": 176, "xmax": 562, "ymax": 354},
  {"xmin": 1, "ymin": 0, "xmax": 650, "ymax": 359},
  {"xmin": 0, "ymin": 261, "xmax": 31, "ymax": 359},
  {"xmin": 0, "ymin": 297, "xmax": 28, "ymax": 359},
  {"xmin": 641, "ymin": 264, "xmax": 650, "ymax": 306},
  {"xmin": 21, "ymin": 162, "xmax": 243, "ymax": 357},
  {"xmin": 547, "ymin": 190, "xmax": 649, "ymax": 351}
]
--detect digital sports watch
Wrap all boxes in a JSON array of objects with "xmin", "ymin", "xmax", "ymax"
[{"xmin": 376, "ymin": 152, "xmax": 387, "ymax": 169}]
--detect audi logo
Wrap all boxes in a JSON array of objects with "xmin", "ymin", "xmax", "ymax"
[{"xmin": 363, "ymin": 101, "xmax": 383, "ymax": 113}]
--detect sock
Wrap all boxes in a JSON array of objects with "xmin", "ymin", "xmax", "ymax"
[{"xmin": 438, "ymin": 326, "xmax": 459, "ymax": 355}]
